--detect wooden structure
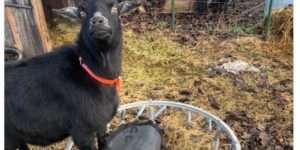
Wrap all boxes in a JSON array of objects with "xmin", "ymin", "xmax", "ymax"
[
  {"xmin": 163, "ymin": 0, "xmax": 195, "ymax": 13},
  {"xmin": 5, "ymin": 0, "xmax": 52, "ymax": 57}
]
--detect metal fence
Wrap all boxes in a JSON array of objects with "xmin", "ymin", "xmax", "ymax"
[
  {"xmin": 121, "ymin": 0, "xmax": 292, "ymax": 39},
  {"xmin": 120, "ymin": 0, "xmax": 265, "ymax": 37},
  {"xmin": 46, "ymin": 0, "xmax": 293, "ymax": 39}
]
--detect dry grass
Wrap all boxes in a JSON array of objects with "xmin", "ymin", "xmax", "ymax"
[
  {"xmin": 269, "ymin": 6, "xmax": 293, "ymax": 53},
  {"xmin": 119, "ymin": 30, "xmax": 293, "ymax": 149},
  {"xmin": 31, "ymin": 14, "xmax": 293, "ymax": 149}
]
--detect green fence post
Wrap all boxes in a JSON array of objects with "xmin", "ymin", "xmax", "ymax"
[
  {"xmin": 265, "ymin": 0, "xmax": 274, "ymax": 40},
  {"xmin": 171, "ymin": 0, "xmax": 175, "ymax": 32}
]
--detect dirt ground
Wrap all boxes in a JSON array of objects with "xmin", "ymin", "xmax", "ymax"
[{"xmin": 31, "ymin": 2, "xmax": 293, "ymax": 150}]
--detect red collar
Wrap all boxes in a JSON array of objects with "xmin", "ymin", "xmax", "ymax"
[{"xmin": 79, "ymin": 57, "xmax": 120, "ymax": 95}]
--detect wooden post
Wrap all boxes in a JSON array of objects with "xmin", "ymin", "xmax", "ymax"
[
  {"xmin": 32, "ymin": 0, "xmax": 52, "ymax": 52},
  {"xmin": 5, "ymin": 0, "xmax": 53, "ymax": 57},
  {"xmin": 5, "ymin": 7, "xmax": 24, "ymax": 52}
]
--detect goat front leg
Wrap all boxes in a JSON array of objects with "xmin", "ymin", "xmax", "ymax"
[
  {"xmin": 72, "ymin": 130, "xmax": 97, "ymax": 150},
  {"xmin": 96, "ymin": 129, "xmax": 108, "ymax": 150},
  {"xmin": 5, "ymin": 138, "xmax": 28, "ymax": 150}
]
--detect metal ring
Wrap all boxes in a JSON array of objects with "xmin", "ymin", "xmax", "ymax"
[
  {"xmin": 64, "ymin": 101, "xmax": 241, "ymax": 150},
  {"xmin": 5, "ymin": 48, "xmax": 23, "ymax": 61}
]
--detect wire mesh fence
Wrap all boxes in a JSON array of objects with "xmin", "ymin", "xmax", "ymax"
[
  {"xmin": 47, "ymin": 0, "xmax": 291, "ymax": 39},
  {"xmin": 119, "ymin": 0, "xmax": 267, "ymax": 41}
]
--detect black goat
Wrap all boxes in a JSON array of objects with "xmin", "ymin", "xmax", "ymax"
[{"xmin": 5, "ymin": 0, "xmax": 126, "ymax": 149}]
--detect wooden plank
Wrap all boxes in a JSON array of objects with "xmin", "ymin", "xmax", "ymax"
[
  {"xmin": 15, "ymin": 0, "xmax": 27, "ymax": 5},
  {"xmin": 26, "ymin": 10, "xmax": 45, "ymax": 55},
  {"xmin": 5, "ymin": 7, "xmax": 24, "ymax": 53},
  {"xmin": 5, "ymin": 0, "xmax": 52, "ymax": 56},
  {"xmin": 12, "ymin": 0, "xmax": 36, "ymax": 57},
  {"xmin": 163, "ymin": 0, "xmax": 193, "ymax": 12},
  {"xmin": 12, "ymin": 2, "xmax": 35, "ymax": 56},
  {"xmin": 32, "ymin": 0, "xmax": 52, "ymax": 53},
  {"xmin": 6, "ymin": 0, "xmax": 38, "ymax": 57},
  {"xmin": 22, "ymin": 7, "xmax": 44, "ymax": 55},
  {"xmin": 20, "ymin": 0, "xmax": 45, "ymax": 55},
  {"xmin": 4, "ymin": 15, "xmax": 16, "ymax": 48}
]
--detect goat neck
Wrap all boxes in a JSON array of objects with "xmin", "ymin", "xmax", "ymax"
[{"xmin": 76, "ymin": 35, "xmax": 122, "ymax": 80}]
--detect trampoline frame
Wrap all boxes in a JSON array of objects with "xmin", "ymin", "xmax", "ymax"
[{"xmin": 64, "ymin": 100, "xmax": 241, "ymax": 150}]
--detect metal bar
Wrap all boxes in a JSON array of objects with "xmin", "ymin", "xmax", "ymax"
[
  {"xmin": 154, "ymin": 105, "xmax": 167, "ymax": 119},
  {"xmin": 186, "ymin": 110, "xmax": 192, "ymax": 127},
  {"xmin": 150, "ymin": 106, "xmax": 154, "ymax": 121},
  {"xmin": 118, "ymin": 110, "xmax": 125, "ymax": 125},
  {"xmin": 171, "ymin": 0, "xmax": 175, "ymax": 31},
  {"xmin": 136, "ymin": 106, "xmax": 146, "ymax": 119},
  {"xmin": 265, "ymin": 0, "xmax": 274, "ymax": 40},
  {"xmin": 118, "ymin": 101, "xmax": 241, "ymax": 150},
  {"xmin": 212, "ymin": 126, "xmax": 223, "ymax": 150},
  {"xmin": 231, "ymin": 141, "xmax": 239, "ymax": 150},
  {"xmin": 5, "ymin": 3, "xmax": 32, "ymax": 9},
  {"xmin": 65, "ymin": 101, "xmax": 241, "ymax": 150},
  {"xmin": 5, "ymin": 48, "xmax": 23, "ymax": 61},
  {"xmin": 206, "ymin": 118, "xmax": 212, "ymax": 132}
]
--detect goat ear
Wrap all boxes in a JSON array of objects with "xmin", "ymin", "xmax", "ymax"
[
  {"xmin": 77, "ymin": 1, "xmax": 88, "ymax": 19},
  {"xmin": 52, "ymin": 7, "xmax": 80, "ymax": 21},
  {"xmin": 78, "ymin": 10, "xmax": 87, "ymax": 19},
  {"xmin": 116, "ymin": 1, "xmax": 141, "ymax": 16}
]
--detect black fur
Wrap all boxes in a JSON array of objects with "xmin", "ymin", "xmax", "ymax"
[{"xmin": 5, "ymin": 0, "xmax": 122, "ymax": 149}]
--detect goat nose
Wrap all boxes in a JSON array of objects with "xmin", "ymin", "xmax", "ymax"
[{"xmin": 91, "ymin": 16, "xmax": 104, "ymax": 25}]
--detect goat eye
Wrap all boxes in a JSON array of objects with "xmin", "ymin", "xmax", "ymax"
[{"xmin": 111, "ymin": 6, "xmax": 118, "ymax": 14}]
